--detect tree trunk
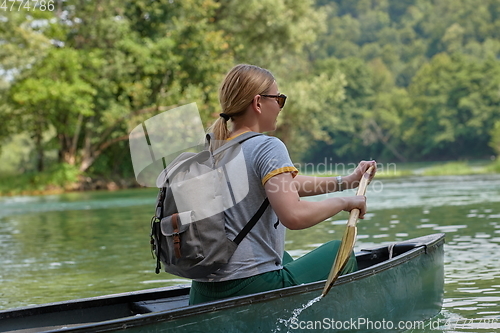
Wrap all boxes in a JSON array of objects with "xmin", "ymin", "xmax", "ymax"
[
  {"xmin": 34, "ymin": 126, "xmax": 44, "ymax": 172},
  {"xmin": 80, "ymin": 117, "xmax": 94, "ymax": 172},
  {"xmin": 79, "ymin": 155, "xmax": 95, "ymax": 172}
]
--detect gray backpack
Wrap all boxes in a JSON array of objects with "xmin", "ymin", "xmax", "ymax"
[{"xmin": 150, "ymin": 132, "xmax": 270, "ymax": 279}]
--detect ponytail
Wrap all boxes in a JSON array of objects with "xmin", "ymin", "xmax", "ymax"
[{"xmin": 207, "ymin": 116, "xmax": 231, "ymax": 151}]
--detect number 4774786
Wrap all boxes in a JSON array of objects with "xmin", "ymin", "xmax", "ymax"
[{"xmin": 1, "ymin": 0, "xmax": 55, "ymax": 11}]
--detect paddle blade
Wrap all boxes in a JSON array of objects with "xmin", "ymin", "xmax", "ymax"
[{"xmin": 322, "ymin": 225, "xmax": 357, "ymax": 296}]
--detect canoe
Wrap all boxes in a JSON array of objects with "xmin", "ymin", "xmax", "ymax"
[{"xmin": 0, "ymin": 233, "xmax": 444, "ymax": 333}]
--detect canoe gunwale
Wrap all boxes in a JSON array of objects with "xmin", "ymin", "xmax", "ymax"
[{"xmin": 0, "ymin": 284, "xmax": 190, "ymax": 321}]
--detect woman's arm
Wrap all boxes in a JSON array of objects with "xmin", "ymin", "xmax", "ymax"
[
  {"xmin": 293, "ymin": 160, "xmax": 377, "ymax": 197},
  {"xmin": 264, "ymin": 172, "xmax": 367, "ymax": 230}
]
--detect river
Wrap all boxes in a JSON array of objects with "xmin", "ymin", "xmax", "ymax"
[{"xmin": 1, "ymin": 174, "xmax": 500, "ymax": 332}]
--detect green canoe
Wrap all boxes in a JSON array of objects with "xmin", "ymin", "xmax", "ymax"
[{"xmin": 0, "ymin": 233, "xmax": 444, "ymax": 333}]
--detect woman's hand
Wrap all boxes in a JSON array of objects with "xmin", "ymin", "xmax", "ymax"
[
  {"xmin": 341, "ymin": 195, "xmax": 367, "ymax": 219},
  {"xmin": 344, "ymin": 160, "xmax": 377, "ymax": 189}
]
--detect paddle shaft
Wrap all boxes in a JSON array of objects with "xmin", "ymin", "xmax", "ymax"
[
  {"xmin": 345, "ymin": 167, "xmax": 373, "ymax": 226},
  {"xmin": 322, "ymin": 166, "xmax": 374, "ymax": 297}
]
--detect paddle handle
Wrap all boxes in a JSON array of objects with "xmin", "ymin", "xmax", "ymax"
[{"xmin": 346, "ymin": 166, "xmax": 374, "ymax": 227}]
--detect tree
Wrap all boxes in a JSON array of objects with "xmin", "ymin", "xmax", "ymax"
[
  {"xmin": 3, "ymin": 0, "xmax": 500, "ymax": 180},
  {"xmin": 0, "ymin": 10, "xmax": 55, "ymax": 169},
  {"xmin": 274, "ymin": 71, "xmax": 347, "ymax": 161},
  {"xmin": 8, "ymin": 48, "xmax": 95, "ymax": 171},
  {"xmin": 490, "ymin": 121, "xmax": 500, "ymax": 157},
  {"xmin": 406, "ymin": 53, "xmax": 500, "ymax": 159},
  {"xmin": 0, "ymin": 88, "xmax": 14, "ymax": 152},
  {"xmin": 3, "ymin": 0, "xmax": 235, "ymax": 173},
  {"xmin": 0, "ymin": 11, "xmax": 52, "ymax": 73},
  {"xmin": 360, "ymin": 59, "xmax": 410, "ymax": 162},
  {"xmin": 213, "ymin": 0, "xmax": 325, "ymax": 68}
]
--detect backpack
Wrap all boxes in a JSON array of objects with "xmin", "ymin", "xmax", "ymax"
[{"xmin": 150, "ymin": 132, "xmax": 270, "ymax": 279}]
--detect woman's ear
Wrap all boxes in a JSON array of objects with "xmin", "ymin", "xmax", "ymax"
[{"xmin": 251, "ymin": 95, "xmax": 262, "ymax": 114}]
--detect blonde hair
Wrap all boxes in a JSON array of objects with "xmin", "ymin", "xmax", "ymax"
[{"xmin": 208, "ymin": 64, "xmax": 275, "ymax": 150}]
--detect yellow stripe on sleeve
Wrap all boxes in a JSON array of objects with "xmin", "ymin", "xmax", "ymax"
[
  {"xmin": 262, "ymin": 167, "xmax": 299, "ymax": 186},
  {"xmin": 226, "ymin": 131, "xmax": 251, "ymax": 141}
]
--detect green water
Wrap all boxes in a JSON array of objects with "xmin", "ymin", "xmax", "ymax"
[{"xmin": 1, "ymin": 175, "xmax": 500, "ymax": 332}]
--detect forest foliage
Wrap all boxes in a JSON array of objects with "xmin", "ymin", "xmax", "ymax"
[{"xmin": 1, "ymin": 0, "xmax": 500, "ymax": 190}]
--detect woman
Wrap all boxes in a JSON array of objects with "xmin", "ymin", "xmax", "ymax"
[{"xmin": 189, "ymin": 64, "xmax": 376, "ymax": 305}]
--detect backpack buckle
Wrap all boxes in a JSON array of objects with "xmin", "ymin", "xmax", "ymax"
[{"xmin": 150, "ymin": 216, "xmax": 160, "ymax": 258}]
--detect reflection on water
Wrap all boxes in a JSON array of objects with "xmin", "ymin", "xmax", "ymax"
[
  {"xmin": 1, "ymin": 175, "xmax": 500, "ymax": 332},
  {"xmin": 0, "ymin": 190, "xmax": 155, "ymax": 219}
]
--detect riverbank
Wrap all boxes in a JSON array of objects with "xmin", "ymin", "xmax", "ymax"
[
  {"xmin": 1, "ymin": 159, "xmax": 499, "ymax": 197},
  {"xmin": 0, "ymin": 163, "xmax": 139, "ymax": 197},
  {"xmin": 375, "ymin": 159, "xmax": 500, "ymax": 178}
]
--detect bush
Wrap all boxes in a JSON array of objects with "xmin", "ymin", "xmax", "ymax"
[
  {"xmin": 421, "ymin": 162, "xmax": 475, "ymax": 176},
  {"xmin": 486, "ymin": 159, "xmax": 500, "ymax": 173},
  {"xmin": 0, "ymin": 163, "xmax": 80, "ymax": 196}
]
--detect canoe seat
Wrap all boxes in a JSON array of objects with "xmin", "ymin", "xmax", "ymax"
[
  {"xmin": 130, "ymin": 295, "xmax": 190, "ymax": 314},
  {"xmin": 356, "ymin": 242, "xmax": 425, "ymax": 270},
  {"xmin": 361, "ymin": 241, "xmax": 425, "ymax": 257}
]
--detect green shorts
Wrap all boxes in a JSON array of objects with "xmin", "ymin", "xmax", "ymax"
[{"xmin": 189, "ymin": 240, "xmax": 357, "ymax": 305}]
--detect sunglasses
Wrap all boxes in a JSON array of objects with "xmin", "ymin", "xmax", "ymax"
[{"xmin": 260, "ymin": 93, "xmax": 287, "ymax": 109}]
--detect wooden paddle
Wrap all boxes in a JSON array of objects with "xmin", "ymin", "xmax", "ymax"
[{"xmin": 321, "ymin": 166, "xmax": 374, "ymax": 297}]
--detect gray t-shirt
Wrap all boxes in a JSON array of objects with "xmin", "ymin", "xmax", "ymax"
[{"xmin": 195, "ymin": 133, "xmax": 298, "ymax": 282}]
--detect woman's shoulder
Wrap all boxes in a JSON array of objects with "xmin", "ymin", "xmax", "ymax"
[
  {"xmin": 245, "ymin": 133, "xmax": 285, "ymax": 148},
  {"xmin": 241, "ymin": 134, "xmax": 290, "ymax": 161}
]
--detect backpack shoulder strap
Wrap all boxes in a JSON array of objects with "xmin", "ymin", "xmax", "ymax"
[
  {"xmin": 233, "ymin": 197, "xmax": 270, "ymax": 245},
  {"xmin": 155, "ymin": 150, "xmax": 210, "ymax": 188},
  {"xmin": 212, "ymin": 132, "xmax": 263, "ymax": 156}
]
